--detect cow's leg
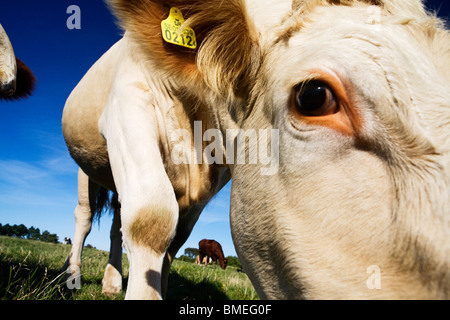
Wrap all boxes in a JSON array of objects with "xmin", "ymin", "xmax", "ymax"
[
  {"xmin": 63, "ymin": 168, "xmax": 98, "ymax": 287},
  {"xmin": 100, "ymin": 86, "xmax": 178, "ymax": 300},
  {"xmin": 102, "ymin": 195, "xmax": 123, "ymax": 295},
  {"xmin": 116, "ymin": 143, "xmax": 178, "ymax": 300}
]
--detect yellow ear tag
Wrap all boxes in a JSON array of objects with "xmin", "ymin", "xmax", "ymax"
[{"xmin": 161, "ymin": 7, "xmax": 197, "ymax": 49}]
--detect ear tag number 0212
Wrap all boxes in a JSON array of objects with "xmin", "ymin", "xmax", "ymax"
[{"xmin": 161, "ymin": 7, "xmax": 197, "ymax": 49}]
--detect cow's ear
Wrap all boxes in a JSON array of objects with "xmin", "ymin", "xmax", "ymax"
[
  {"xmin": 108, "ymin": 0, "xmax": 259, "ymax": 97},
  {"xmin": 1, "ymin": 58, "xmax": 36, "ymax": 101},
  {"xmin": 11, "ymin": 59, "xmax": 36, "ymax": 99}
]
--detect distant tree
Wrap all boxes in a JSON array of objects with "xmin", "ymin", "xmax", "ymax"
[
  {"xmin": 41, "ymin": 230, "xmax": 58, "ymax": 244},
  {"xmin": 10, "ymin": 225, "xmax": 18, "ymax": 236},
  {"xmin": 1, "ymin": 224, "xmax": 14, "ymax": 237},
  {"xmin": 0, "ymin": 224, "xmax": 27, "ymax": 238},
  {"xmin": 225, "ymin": 256, "xmax": 242, "ymax": 268},
  {"xmin": 0, "ymin": 223, "xmax": 61, "ymax": 243},
  {"xmin": 27, "ymin": 226, "xmax": 41, "ymax": 241},
  {"xmin": 184, "ymin": 247, "xmax": 199, "ymax": 259},
  {"xmin": 15, "ymin": 224, "xmax": 28, "ymax": 238},
  {"xmin": 178, "ymin": 255, "xmax": 195, "ymax": 263}
]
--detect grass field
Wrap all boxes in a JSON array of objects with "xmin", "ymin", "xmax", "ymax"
[{"xmin": 0, "ymin": 236, "xmax": 258, "ymax": 300}]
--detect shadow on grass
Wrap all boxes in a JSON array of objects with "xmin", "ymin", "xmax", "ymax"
[
  {"xmin": 0, "ymin": 260, "xmax": 72, "ymax": 300},
  {"xmin": 1, "ymin": 247, "xmax": 228, "ymax": 300},
  {"xmin": 166, "ymin": 272, "xmax": 228, "ymax": 300},
  {"xmin": 1, "ymin": 259, "xmax": 227, "ymax": 300}
]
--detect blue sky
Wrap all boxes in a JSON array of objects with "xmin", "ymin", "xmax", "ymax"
[{"xmin": 0, "ymin": 0, "xmax": 449, "ymax": 259}]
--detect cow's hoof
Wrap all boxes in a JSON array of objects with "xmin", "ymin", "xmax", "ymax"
[{"xmin": 102, "ymin": 264, "xmax": 122, "ymax": 296}]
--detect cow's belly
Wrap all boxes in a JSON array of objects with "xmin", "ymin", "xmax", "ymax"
[
  {"xmin": 62, "ymin": 39, "xmax": 126, "ymax": 190},
  {"xmin": 62, "ymin": 97, "xmax": 115, "ymax": 190}
]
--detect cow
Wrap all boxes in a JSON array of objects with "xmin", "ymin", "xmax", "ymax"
[
  {"xmin": 0, "ymin": 24, "xmax": 35, "ymax": 100},
  {"xmin": 199, "ymin": 239, "xmax": 227, "ymax": 270},
  {"xmin": 62, "ymin": 0, "xmax": 450, "ymax": 299}
]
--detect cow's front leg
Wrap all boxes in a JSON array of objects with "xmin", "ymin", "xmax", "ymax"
[
  {"xmin": 121, "ymin": 194, "xmax": 178, "ymax": 300},
  {"xmin": 100, "ymin": 83, "xmax": 178, "ymax": 300}
]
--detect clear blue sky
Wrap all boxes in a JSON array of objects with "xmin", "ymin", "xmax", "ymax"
[{"xmin": 0, "ymin": 0, "xmax": 449, "ymax": 258}]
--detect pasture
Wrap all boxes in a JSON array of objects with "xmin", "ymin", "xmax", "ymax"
[{"xmin": 0, "ymin": 236, "xmax": 257, "ymax": 300}]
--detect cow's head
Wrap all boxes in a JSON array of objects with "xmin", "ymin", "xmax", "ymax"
[
  {"xmin": 0, "ymin": 24, "xmax": 35, "ymax": 100},
  {"xmin": 220, "ymin": 258, "xmax": 227, "ymax": 270},
  {"xmin": 109, "ymin": 0, "xmax": 450, "ymax": 299}
]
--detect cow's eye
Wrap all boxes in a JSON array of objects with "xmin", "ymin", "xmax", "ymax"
[{"xmin": 294, "ymin": 81, "xmax": 338, "ymax": 117}]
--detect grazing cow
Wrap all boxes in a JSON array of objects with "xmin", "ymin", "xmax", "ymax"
[
  {"xmin": 62, "ymin": 0, "xmax": 450, "ymax": 299},
  {"xmin": 0, "ymin": 24, "xmax": 35, "ymax": 100},
  {"xmin": 199, "ymin": 239, "xmax": 227, "ymax": 270}
]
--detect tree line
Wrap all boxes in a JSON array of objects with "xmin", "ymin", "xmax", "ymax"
[{"xmin": 0, "ymin": 223, "xmax": 59, "ymax": 244}]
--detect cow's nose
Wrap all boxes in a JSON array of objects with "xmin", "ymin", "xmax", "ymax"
[{"xmin": 0, "ymin": 80, "xmax": 16, "ymax": 97}]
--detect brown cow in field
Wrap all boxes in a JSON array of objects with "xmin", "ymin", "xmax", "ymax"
[{"xmin": 199, "ymin": 239, "xmax": 227, "ymax": 270}]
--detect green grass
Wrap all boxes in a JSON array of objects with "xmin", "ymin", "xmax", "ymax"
[
  {"xmin": 0, "ymin": 236, "xmax": 257, "ymax": 300},
  {"xmin": 167, "ymin": 260, "xmax": 258, "ymax": 300}
]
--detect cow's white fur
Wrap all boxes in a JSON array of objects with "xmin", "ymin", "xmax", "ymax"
[
  {"xmin": 98, "ymin": 40, "xmax": 180, "ymax": 299},
  {"xmin": 0, "ymin": 24, "xmax": 17, "ymax": 95},
  {"xmin": 63, "ymin": 0, "xmax": 450, "ymax": 299},
  {"xmin": 244, "ymin": 0, "xmax": 292, "ymax": 31}
]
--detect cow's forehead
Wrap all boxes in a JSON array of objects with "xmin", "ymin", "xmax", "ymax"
[
  {"xmin": 264, "ymin": 3, "xmax": 444, "ymax": 84},
  {"xmin": 244, "ymin": 0, "xmax": 292, "ymax": 31}
]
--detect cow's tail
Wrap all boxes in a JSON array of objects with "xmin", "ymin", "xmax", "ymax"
[{"xmin": 93, "ymin": 187, "xmax": 120, "ymax": 224}]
